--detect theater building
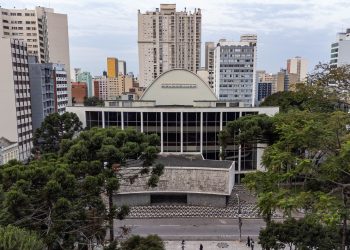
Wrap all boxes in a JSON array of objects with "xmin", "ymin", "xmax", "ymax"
[{"xmin": 67, "ymin": 69, "xmax": 278, "ymax": 205}]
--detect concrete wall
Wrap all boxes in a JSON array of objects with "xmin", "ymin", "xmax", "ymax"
[
  {"xmin": 118, "ymin": 166, "xmax": 232, "ymax": 196},
  {"xmin": 114, "ymin": 193, "xmax": 150, "ymax": 206},
  {"xmin": 0, "ymin": 39, "xmax": 18, "ymax": 142},
  {"xmin": 187, "ymin": 193, "xmax": 227, "ymax": 207}
]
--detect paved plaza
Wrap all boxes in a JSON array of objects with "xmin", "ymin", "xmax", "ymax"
[
  {"xmin": 127, "ymin": 186, "xmax": 266, "ymax": 219},
  {"xmin": 165, "ymin": 240, "xmax": 262, "ymax": 250}
]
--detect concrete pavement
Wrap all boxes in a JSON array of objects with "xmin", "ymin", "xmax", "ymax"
[{"xmin": 164, "ymin": 240, "xmax": 261, "ymax": 250}]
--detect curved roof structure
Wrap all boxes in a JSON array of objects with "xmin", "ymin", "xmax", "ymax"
[{"xmin": 140, "ymin": 69, "xmax": 218, "ymax": 106}]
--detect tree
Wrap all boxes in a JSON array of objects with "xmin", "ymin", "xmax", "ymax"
[
  {"xmin": 259, "ymin": 218, "xmax": 340, "ymax": 250},
  {"xmin": 0, "ymin": 158, "xmax": 106, "ymax": 249},
  {"xmin": 230, "ymin": 110, "xmax": 350, "ymax": 249},
  {"xmin": 0, "ymin": 225, "xmax": 44, "ymax": 250},
  {"xmin": 260, "ymin": 84, "xmax": 338, "ymax": 113},
  {"xmin": 120, "ymin": 235, "xmax": 165, "ymax": 250},
  {"xmin": 33, "ymin": 112, "xmax": 82, "ymax": 155},
  {"xmin": 84, "ymin": 96, "xmax": 105, "ymax": 107},
  {"xmin": 60, "ymin": 127, "xmax": 164, "ymax": 243}
]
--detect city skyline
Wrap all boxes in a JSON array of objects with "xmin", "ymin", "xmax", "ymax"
[{"xmin": 4, "ymin": 0, "xmax": 350, "ymax": 76}]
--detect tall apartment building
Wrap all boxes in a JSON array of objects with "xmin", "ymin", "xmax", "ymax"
[
  {"xmin": 107, "ymin": 57, "xmax": 118, "ymax": 78},
  {"xmin": 71, "ymin": 82, "xmax": 87, "ymax": 104},
  {"xmin": 213, "ymin": 35, "xmax": 257, "ymax": 107},
  {"xmin": 0, "ymin": 6, "xmax": 72, "ymax": 103},
  {"xmin": 28, "ymin": 59, "xmax": 68, "ymax": 129},
  {"xmin": 94, "ymin": 76, "xmax": 108, "ymax": 100},
  {"xmin": 0, "ymin": 38, "xmax": 33, "ymax": 161},
  {"xmin": 138, "ymin": 4, "xmax": 201, "ymax": 87},
  {"xmin": 204, "ymin": 42, "xmax": 215, "ymax": 88},
  {"xmin": 286, "ymin": 56, "xmax": 308, "ymax": 82},
  {"xmin": 330, "ymin": 28, "xmax": 350, "ymax": 67},
  {"xmin": 76, "ymin": 71, "xmax": 93, "ymax": 97},
  {"xmin": 276, "ymin": 69, "xmax": 298, "ymax": 92},
  {"xmin": 118, "ymin": 60, "xmax": 127, "ymax": 75}
]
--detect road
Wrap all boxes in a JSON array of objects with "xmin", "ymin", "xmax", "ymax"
[{"xmin": 115, "ymin": 218, "xmax": 270, "ymax": 240}]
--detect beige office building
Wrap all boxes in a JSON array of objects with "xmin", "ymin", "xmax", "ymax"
[
  {"xmin": 138, "ymin": 4, "xmax": 201, "ymax": 87},
  {"xmin": 204, "ymin": 42, "xmax": 215, "ymax": 88},
  {"xmin": 287, "ymin": 56, "xmax": 308, "ymax": 82},
  {"xmin": 0, "ymin": 38, "xmax": 33, "ymax": 161},
  {"xmin": 0, "ymin": 6, "xmax": 72, "ymax": 104}
]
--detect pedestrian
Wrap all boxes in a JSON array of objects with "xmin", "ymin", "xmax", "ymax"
[
  {"xmin": 181, "ymin": 240, "xmax": 185, "ymax": 250},
  {"xmin": 251, "ymin": 239, "xmax": 254, "ymax": 250},
  {"xmin": 246, "ymin": 236, "xmax": 251, "ymax": 247},
  {"xmin": 200, "ymin": 243, "xmax": 203, "ymax": 250}
]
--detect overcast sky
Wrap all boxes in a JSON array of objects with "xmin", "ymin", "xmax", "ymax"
[{"xmin": 4, "ymin": 0, "xmax": 350, "ymax": 76}]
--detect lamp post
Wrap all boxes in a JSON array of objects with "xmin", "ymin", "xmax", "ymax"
[{"xmin": 236, "ymin": 193, "xmax": 242, "ymax": 242}]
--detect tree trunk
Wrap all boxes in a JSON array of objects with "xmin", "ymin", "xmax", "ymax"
[
  {"xmin": 341, "ymin": 188, "xmax": 347, "ymax": 250},
  {"xmin": 108, "ymin": 192, "xmax": 114, "ymax": 242}
]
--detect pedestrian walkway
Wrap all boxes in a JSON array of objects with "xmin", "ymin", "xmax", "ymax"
[{"xmin": 165, "ymin": 240, "xmax": 262, "ymax": 250}]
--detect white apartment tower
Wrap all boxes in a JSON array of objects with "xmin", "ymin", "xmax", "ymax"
[
  {"xmin": 0, "ymin": 6, "xmax": 72, "ymax": 104},
  {"xmin": 330, "ymin": 28, "xmax": 350, "ymax": 67},
  {"xmin": 213, "ymin": 35, "xmax": 257, "ymax": 107},
  {"xmin": 0, "ymin": 38, "xmax": 33, "ymax": 161},
  {"xmin": 286, "ymin": 56, "xmax": 308, "ymax": 82},
  {"xmin": 138, "ymin": 4, "xmax": 201, "ymax": 87}
]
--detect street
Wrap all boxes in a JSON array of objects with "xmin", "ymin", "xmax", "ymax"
[{"xmin": 115, "ymin": 218, "xmax": 268, "ymax": 241}]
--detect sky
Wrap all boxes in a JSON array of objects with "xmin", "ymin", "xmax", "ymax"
[{"xmin": 4, "ymin": 0, "xmax": 350, "ymax": 77}]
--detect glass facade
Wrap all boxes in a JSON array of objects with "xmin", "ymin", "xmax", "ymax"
[
  {"xmin": 84, "ymin": 110, "xmax": 261, "ymax": 173},
  {"xmin": 163, "ymin": 112, "xmax": 181, "ymax": 152}
]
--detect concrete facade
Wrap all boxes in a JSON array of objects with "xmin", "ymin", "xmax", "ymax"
[
  {"xmin": 71, "ymin": 82, "xmax": 87, "ymax": 104},
  {"xmin": 0, "ymin": 6, "xmax": 71, "ymax": 104},
  {"xmin": 213, "ymin": 35, "xmax": 257, "ymax": 107},
  {"xmin": 331, "ymin": 28, "xmax": 350, "ymax": 67},
  {"xmin": 204, "ymin": 42, "xmax": 215, "ymax": 89},
  {"xmin": 0, "ymin": 137, "xmax": 19, "ymax": 165},
  {"xmin": 0, "ymin": 38, "xmax": 33, "ymax": 161},
  {"xmin": 138, "ymin": 4, "xmax": 201, "ymax": 87},
  {"xmin": 287, "ymin": 56, "xmax": 308, "ymax": 82}
]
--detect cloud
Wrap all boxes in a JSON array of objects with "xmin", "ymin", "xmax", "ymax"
[{"xmin": 5, "ymin": 0, "xmax": 350, "ymax": 75}]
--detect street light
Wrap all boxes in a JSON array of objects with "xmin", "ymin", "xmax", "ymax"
[{"xmin": 236, "ymin": 193, "xmax": 242, "ymax": 242}]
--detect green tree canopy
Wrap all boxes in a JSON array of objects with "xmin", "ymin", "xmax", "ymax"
[
  {"xmin": 84, "ymin": 96, "xmax": 105, "ymax": 107},
  {"xmin": 120, "ymin": 235, "xmax": 165, "ymax": 250},
  {"xmin": 33, "ymin": 112, "xmax": 82, "ymax": 155},
  {"xmin": 0, "ymin": 225, "xmax": 44, "ymax": 250},
  {"xmin": 60, "ymin": 127, "xmax": 164, "ymax": 242}
]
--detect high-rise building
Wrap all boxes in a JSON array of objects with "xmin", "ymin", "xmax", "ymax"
[
  {"xmin": 0, "ymin": 137, "xmax": 19, "ymax": 165},
  {"xmin": 213, "ymin": 35, "xmax": 257, "ymax": 107},
  {"xmin": 71, "ymin": 82, "xmax": 87, "ymax": 104},
  {"xmin": 0, "ymin": 6, "xmax": 72, "ymax": 104},
  {"xmin": 204, "ymin": 42, "xmax": 215, "ymax": 88},
  {"xmin": 286, "ymin": 56, "xmax": 308, "ymax": 82},
  {"xmin": 256, "ymin": 70, "xmax": 277, "ymax": 104},
  {"xmin": 76, "ymin": 71, "xmax": 93, "ymax": 97},
  {"xmin": 107, "ymin": 57, "xmax": 118, "ymax": 78},
  {"xmin": 138, "ymin": 4, "xmax": 201, "ymax": 87},
  {"xmin": 330, "ymin": 28, "xmax": 350, "ymax": 67},
  {"xmin": 0, "ymin": 38, "xmax": 33, "ymax": 161},
  {"xmin": 276, "ymin": 69, "xmax": 298, "ymax": 92},
  {"xmin": 257, "ymin": 82, "xmax": 272, "ymax": 102},
  {"xmin": 94, "ymin": 76, "xmax": 108, "ymax": 100},
  {"xmin": 118, "ymin": 60, "xmax": 127, "ymax": 75},
  {"xmin": 28, "ymin": 61, "xmax": 68, "ymax": 129}
]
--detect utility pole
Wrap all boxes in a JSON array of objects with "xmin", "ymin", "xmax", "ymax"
[{"xmin": 236, "ymin": 193, "xmax": 242, "ymax": 242}]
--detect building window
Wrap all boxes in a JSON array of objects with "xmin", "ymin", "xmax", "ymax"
[
  {"xmin": 105, "ymin": 112, "xmax": 121, "ymax": 127},
  {"xmin": 123, "ymin": 112, "xmax": 141, "ymax": 131},
  {"xmin": 163, "ymin": 112, "xmax": 181, "ymax": 152},
  {"xmin": 143, "ymin": 112, "xmax": 161, "ymax": 135},
  {"xmin": 202, "ymin": 112, "xmax": 220, "ymax": 160},
  {"xmin": 183, "ymin": 112, "xmax": 200, "ymax": 152},
  {"xmin": 86, "ymin": 111, "xmax": 102, "ymax": 128}
]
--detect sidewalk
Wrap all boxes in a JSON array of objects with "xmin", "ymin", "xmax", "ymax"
[{"xmin": 165, "ymin": 240, "xmax": 262, "ymax": 250}]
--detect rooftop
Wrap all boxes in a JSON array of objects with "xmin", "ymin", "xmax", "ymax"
[
  {"xmin": 0, "ymin": 137, "xmax": 17, "ymax": 149},
  {"xmin": 156, "ymin": 154, "xmax": 233, "ymax": 169}
]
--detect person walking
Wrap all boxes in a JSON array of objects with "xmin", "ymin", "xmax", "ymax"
[
  {"xmin": 246, "ymin": 236, "xmax": 251, "ymax": 247},
  {"xmin": 251, "ymin": 239, "xmax": 255, "ymax": 250},
  {"xmin": 199, "ymin": 243, "xmax": 203, "ymax": 250}
]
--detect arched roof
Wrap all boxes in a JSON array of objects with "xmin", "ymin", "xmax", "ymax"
[{"xmin": 140, "ymin": 69, "xmax": 218, "ymax": 106}]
